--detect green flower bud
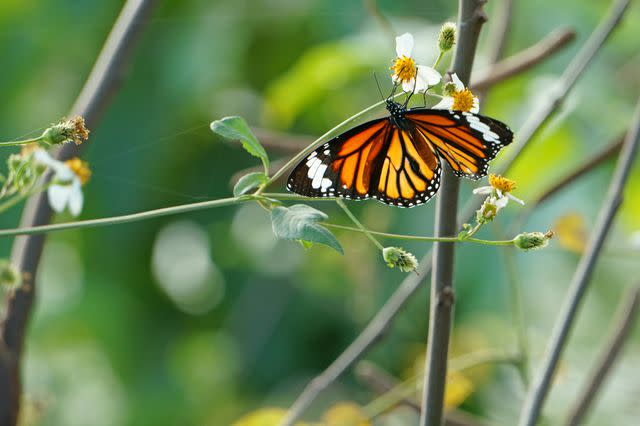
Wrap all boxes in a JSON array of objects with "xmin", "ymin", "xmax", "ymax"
[
  {"xmin": 438, "ymin": 22, "xmax": 457, "ymax": 52},
  {"xmin": 0, "ymin": 259, "xmax": 21, "ymax": 289},
  {"xmin": 382, "ymin": 247, "xmax": 418, "ymax": 272},
  {"xmin": 514, "ymin": 231, "xmax": 554, "ymax": 251}
]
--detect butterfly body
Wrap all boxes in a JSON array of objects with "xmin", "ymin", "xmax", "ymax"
[{"xmin": 286, "ymin": 101, "xmax": 513, "ymax": 207}]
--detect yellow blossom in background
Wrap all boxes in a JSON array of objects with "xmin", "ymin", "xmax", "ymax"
[
  {"xmin": 444, "ymin": 372, "xmax": 474, "ymax": 409},
  {"xmin": 64, "ymin": 158, "xmax": 92, "ymax": 185},
  {"xmin": 554, "ymin": 212, "xmax": 587, "ymax": 253},
  {"xmin": 322, "ymin": 402, "xmax": 370, "ymax": 426},
  {"xmin": 232, "ymin": 408, "xmax": 312, "ymax": 426}
]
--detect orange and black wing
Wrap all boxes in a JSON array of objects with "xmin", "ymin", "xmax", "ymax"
[
  {"xmin": 405, "ymin": 109, "xmax": 513, "ymax": 180},
  {"xmin": 286, "ymin": 117, "xmax": 442, "ymax": 207}
]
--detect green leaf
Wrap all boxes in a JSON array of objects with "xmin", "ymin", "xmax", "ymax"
[
  {"xmin": 210, "ymin": 116, "xmax": 269, "ymax": 171},
  {"xmin": 271, "ymin": 204, "xmax": 343, "ymax": 254},
  {"xmin": 233, "ymin": 172, "xmax": 268, "ymax": 197}
]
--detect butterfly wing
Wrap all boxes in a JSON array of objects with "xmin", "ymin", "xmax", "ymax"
[
  {"xmin": 405, "ymin": 109, "xmax": 513, "ymax": 180},
  {"xmin": 286, "ymin": 117, "xmax": 442, "ymax": 207}
]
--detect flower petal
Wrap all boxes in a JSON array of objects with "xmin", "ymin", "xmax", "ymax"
[
  {"xmin": 433, "ymin": 97, "xmax": 454, "ymax": 110},
  {"xmin": 401, "ymin": 78, "xmax": 416, "ymax": 93},
  {"xmin": 472, "ymin": 186, "xmax": 492, "ymax": 195},
  {"xmin": 395, "ymin": 33, "xmax": 414, "ymax": 57},
  {"xmin": 451, "ymin": 73, "xmax": 465, "ymax": 90},
  {"xmin": 48, "ymin": 184, "xmax": 71, "ymax": 213},
  {"xmin": 508, "ymin": 193, "xmax": 526, "ymax": 206},
  {"xmin": 471, "ymin": 96, "xmax": 480, "ymax": 114},
  {"xmin": 416, "ymin": 65, "xmax": 441, "ymax": 88},
  {"xmin": 68, "ymin": 179, "xmax": 84, "ymax": 216},
  {"xmin": 495, "ymin": 196, "xmax": 509, "ymax": 209}
]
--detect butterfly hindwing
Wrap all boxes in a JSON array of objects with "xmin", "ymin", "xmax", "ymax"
[
  {"xmin": 286, "ymin": 117, "xmax": 442, "ymax": 207},
  {"xmin": 405, "ymin": 109, "xmax": 513, "ymax": 180}
]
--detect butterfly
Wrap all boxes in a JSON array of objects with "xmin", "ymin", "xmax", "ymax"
[{"xmin": 286, "ymin": 99, "xmax": 513, "ymax": 207}]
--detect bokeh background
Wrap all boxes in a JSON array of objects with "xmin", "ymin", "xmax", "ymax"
[{"xmin": 1, "ymin": 0, "xmax": 640, "ymax": 425}]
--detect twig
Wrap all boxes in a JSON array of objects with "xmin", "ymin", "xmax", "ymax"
[
  {"xmin": 517, "ymin": 91, "xmax": 640, "ymax": 425},
  {"xmin": 278, "ymin": 1, "xmax": 629, "ymax": 423},
  {"xmin": 565, "ymin": 286, "xmax": 640, "ymax": 426},
  {"xmin": 471, "ymin": 28, "xmax": 576, "ymax": 92},
  {"xmin": 534, "ymin": 133, "xmax": 624, "ymax": 206},
  {"xmin": 356, "ymin": 361, "xmax": 421, "ymax": 411},
  {"xmin": 483, "ymin": 0, "xmax": 514, "ymax": 65},
  {"xmin": 421, "ymin": 2, "xmax": 487, "ymax": 425},
  {"xmin": 0, "ymin": 1, "xmax": 156, "ymax": 424}
]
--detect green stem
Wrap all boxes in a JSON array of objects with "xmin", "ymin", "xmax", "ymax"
[
  {"xmin": 324, "ymin": 222, "xmax": 515, "ymax": 246},
  {"xmin": 433, "ymin": 51, "xmax": 445, "ymax": 69},
  {"xmin": 0, "ymin": 137, "xmax": 43, "ymax": 147},
  {"xmin": 0, "ymin": 196, "xmax": 246, "ymax": 238},
  {"xmin": 335, "ymin": 199, "xmax": 383, "ymax": 250}
]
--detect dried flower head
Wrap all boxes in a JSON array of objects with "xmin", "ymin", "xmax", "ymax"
[
  {"xmin": 41, "ymin": 116, "xmax": 89, "ymax": 146},
  {"xmin": 383, "ymin": 246, "xmax": 419, "ymax": 272},
  {"xmin": 514, "ymin": 231, "xmax": 554, "ymax": 251}
]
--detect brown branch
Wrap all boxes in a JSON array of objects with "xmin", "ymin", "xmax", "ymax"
[
  {"xmin": 565, "ymin": 286, "xmax": 640, "ymax": 426},
  {"xmin": 518, "ymin": 58, "xmax": 639, "ymax": 425},
  {"xmin": 0, "ymin": 1, "xmax": 156, "ymax": 424},
  {"xmin": 278, "ymin": 1, "xmax": 629, "ymax": 423},
  {"xmin": 534, "ymin": 133, "xmax": 624, "ymax": 205},
  {"xmin": 355, "ymin": 361, "xmax": 421, "ymax": 411},
  {"xmin": 471, "ymin": 27, "xmax": 576, "ymax": 92},
  {"xmin": 421, "ymin": 1, "xmax": 487, "ymax": 425}
]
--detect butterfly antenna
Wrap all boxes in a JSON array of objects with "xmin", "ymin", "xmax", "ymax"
[{"xmin": 373, "ymin": 72, "xmax": 385, "ymax": 102}]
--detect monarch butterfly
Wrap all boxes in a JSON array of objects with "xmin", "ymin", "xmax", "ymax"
[{"xmin": 286, "ymin": 99, "xmax": 513, "ymax": 207}]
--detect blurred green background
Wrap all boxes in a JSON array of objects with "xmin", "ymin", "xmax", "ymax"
[{"xmin": 1, "ymin": 0, "xmax": 640, "ymax": 425}]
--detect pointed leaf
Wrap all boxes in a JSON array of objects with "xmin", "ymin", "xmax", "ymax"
[
  {"xmin": 271, "ymin": 204, "xmax": 343, "ymax": 254},
  {"xmin": 233, "ymin": 172, "xmax": 268, "ymax": 197},
  {"xmin": 211, "ymin": 116, "xmax": 269, "ymax": 170}
]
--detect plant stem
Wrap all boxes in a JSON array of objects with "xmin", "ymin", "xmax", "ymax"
[
  {"xmin": 335, "ymin": 199, "xmax": 383, "ymax": 250},
  {"xmin": 421, "ymin": 2, "xmax": 486, "ymax": 425},
  {"xmin": 565, "ymin": 286, "xmax": 640, "ymax": 426},
  {"xmin": 0, "ymin": 137, "xmax": 43, "ymax": 147},
  {"xmin": 0, "ymin": 196, "xmax": 243, "ymax": 238},
  {"xmin": 324, "ymin": 222, "xmax": 514, "ymax": 246},
  {"xmin": 518, "ymin": 88, "xmax": 640, "ymax": 426}
]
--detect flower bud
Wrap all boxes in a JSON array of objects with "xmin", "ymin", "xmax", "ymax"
[
  {"xmin": 443, "ymin": 81, "xmax": 457, "ymax": 96},
  {"xmin": 383, "ymin": 247, "xmax": 418, "ymax": 272},
  {"xmin": 438, "ymin": 22, "xmax": 457, "ymax": 52},
  {"xmin": 40, "ymin": 116, "xmax": 89, "ymax": 146},
  {"xmin": 514, "ymin": 231, "xmax": 554, "ymax": 251},
  {"xmin": 476, "ymin": 199, "xmax": 498, "ymax": 224},
  {"xmin": 0, "ymin": 260, "xmax": 21, "ymax": 289}
]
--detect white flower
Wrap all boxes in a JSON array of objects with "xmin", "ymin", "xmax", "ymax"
[
  {"xmin": 390, "ymin": 33, "xmax": 441, "ymax": 93},
  {"xmin": 33, "ymin": 150, "xmax": 85, "ymax": 217},
  {"xmin": 433, "ymin": 73, "xmax": 480, "ymax": 113},
  {"xmin": 473, "ymin": 174, "xmax": 524, "ymax": 209}
]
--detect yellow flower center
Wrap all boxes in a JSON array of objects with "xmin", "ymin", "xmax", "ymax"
[
  {"xmin": 390, "ymin": 56, "xmax": 417, "ymax": 83},
  {"xmin": 65, "ymin": 158, "xmax": 91, "ymax": 185},
  {"xmin": 489, "ymin": 173, "xmax": 516, "ymax": 193},
  {"xmin": 451, "ymin": 88, "xmax": 475, "ymax": 112}
]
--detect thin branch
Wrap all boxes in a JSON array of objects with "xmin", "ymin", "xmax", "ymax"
[
  {"xmin": 356, "ymin": 361, "xmax": 421, "ymax": 411},
  {"xmin": 483, "ymin": 0, "xmax": 513, "ymax": 65},
  {"xmin": 0, "ymin": 1, "xmax": 156, "ymax": 424},
  {"xmin": 277, "ymin": 1, "xmax": 629, "ymax": 423},
  {"xmin": 534, "ymin": 133, "xmax": 624, "ymax": 206},
  {"xmin": 471, "ymin": 27, "xmax": 576, "ymax": 92},
  {"xmin": 421, "ymin": 1, "xmax": 487, "ymax": 425},
  {"xmin": 565, "ymin": 286, "xmax": 640, "ymax": 426},
  {"xmin": 518, "ymin": 91, "xmax": 640, "ymax": 425}
]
